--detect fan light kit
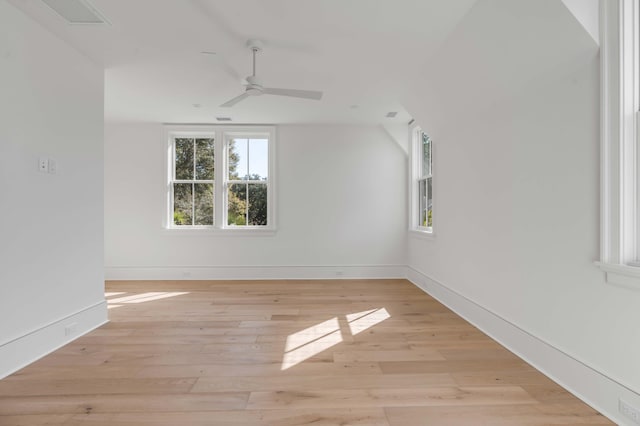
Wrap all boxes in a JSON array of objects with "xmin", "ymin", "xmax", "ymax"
[{"xmin": 220, "ymin": 39, "xmax": 323, "ymax": 108}]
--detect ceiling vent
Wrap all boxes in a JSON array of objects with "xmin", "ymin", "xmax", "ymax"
[
  {"xmin": 386, "ymin": 111, "xmax": 398, "ymax": 118},
  {"xmin": 216, "ymin": 117, "xmax": 233, "ymax": 122},
  {"xmin": 41, "ymin": 0, "xmax": 108, "ymax": 24}
]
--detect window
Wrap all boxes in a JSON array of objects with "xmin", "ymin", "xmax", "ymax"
[
  {"xmin": 599, "ymin": 0, "xmax": 640, "ymax": 286},
  {"xmin": 171, "ymin": 137, "xmax": 215, "ymax": 226},
  {"xmin": 410, "ymin": 124, "xmax": 434, "ymax": 234},
  {"xmin": 165, "ymin": 126, "xmax": 275, "ymax": 232},
  {"xmin": 225, "ymin": 135, "xmax": 269, "ymax": 226}
]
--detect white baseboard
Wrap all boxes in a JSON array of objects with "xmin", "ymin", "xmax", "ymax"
[
  {"xmin": 0, "ymin": 300, "xmax": 108, "ymax": 379},
  {"xmin": 105, "ymin": 264, "xmax": 406, "ymax": 281},
  {"xmin": 406, "ymin": 266, "xmax": 640, "ymax": 426}
]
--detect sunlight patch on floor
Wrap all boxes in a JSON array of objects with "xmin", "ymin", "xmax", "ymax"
[
  {"xmin": 345, "ymin": 308, "xmax": 378, "ymax": 322},
  {"xmin": 107, "ymin": 292, "xmax": 190, "ymax": 305},
  {"xmin": 281, "ymin": 329, "xmax": 343, "ymax": 370},
  {"xmin": 281, "ymin": 308, "xmax": 390, "ymax": 370},
  {"xmin": 284, "ymin": 317, "xmax": 340, "ymax": 352},
  {"xmin": 347, "ymin": 308, "xmax": 390, "ymax": 335}
]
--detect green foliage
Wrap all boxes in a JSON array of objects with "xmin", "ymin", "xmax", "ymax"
[
  {"xmin": 175, "ymin": 138, "xmax": 194, "ymax": 180},
  {"xmin": 248, "ymin": 182, "xmax": 267, "ymax": 225},
  {"xmin": 195, "ymin": 139, "xmax": 214, "ymax": 180},
  {"xmin": 194, "ymin": 183, "xmax": 213, "ymax": 225},
  {"xmin": 227, "ymin": 181, "xmax": 267, "ymax": 226},
  {"xmin": 173, "ymin": 183, "xmax": 193, "ymax": 225},
  {"xmin": 174, "ymin": 210, "xmax": 188, "ymax": 226},
  {"xmin": 228, "ymin": 140, "xmax": 240, "ymax": 179},
  {"xmin": 228, "ymin": 183, "xmax": 247, "ymax": 226},
  {"xmin": 423, "ymin": 209, "xmax": 433, "ymax": 227}
]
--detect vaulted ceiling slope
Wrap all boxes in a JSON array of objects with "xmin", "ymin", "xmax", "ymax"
[
  {"xmin": 8, "ymin": 0, "xmax": 479, "ymax": 124},
  {"xmin": 402, "ymin": 0, "xmax": 599, "ymax": 138}
]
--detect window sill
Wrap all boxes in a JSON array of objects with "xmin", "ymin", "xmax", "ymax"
[
  {"xmin": 409, "ymin": 229, "xmax": 436, "ymax": 240},
  {"xmin": 162, "ymin": 227, "xmax": 276, "ymax": 237},
  {"xmin": 595, "ymin": 262, "xmax": 640, "ymax": 289}
]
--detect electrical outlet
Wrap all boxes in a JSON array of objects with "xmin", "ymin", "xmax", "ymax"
[
  {"xmin": 48, "ymin": 158, "xmax": 57, "ymax": 174},
  {"xmin": 38, "ymin": 157, "xmax": 48, "ymax": 173},
  {"xmin": 620, "ymin": 399, "xmax": 640, "ymax": 425},
  {"xmin": 64, "ymin": 322, "xmax": 78, "ymax": 336}
]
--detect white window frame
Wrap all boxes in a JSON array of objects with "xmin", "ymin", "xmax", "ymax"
[
  {"xmin": 409, "ymin": 123, "xmax": 434, "ymax": 237},
  {"xmin": 598, "ymin": 0, "xmax": 640, "ymax": 286},
  {"xmin": 168, "ymin": 131, "xmax": 216, "ymax": 228},
  {"xmin": 222, "ymin": 130, "xmax": 273, "ymax": 229},
  {"xmin": 163, "ymin": 125, "xmax": 276, "ymax": 234}
]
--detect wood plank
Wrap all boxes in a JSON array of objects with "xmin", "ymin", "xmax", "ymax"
[
  {"xmin": 452, "ymin": 370, "xmax": 559, "ymax": 386},
  {"xmin": 135, "ymin": 362, "xmax": 382, "ymax": 378},
  {"xmin": 73, "ymin": 335, "xmax": 257, "ymax": 345},
  {"xmin": 0, "ymin": 378, "xmax": 197, "ymax": 397},
  {"xmin": 191, "ymin": 373, "xmax": 456, "ymax": 393},
  {"xmin": 333, "ymin": 349, "xmax": 445, "ymax": 363},
  {"xmin": 384, "ymin": 403, "xmax": 612, "ymax": 426},
  {"xmin": 0, "ymin": 414, "xmax": 72, "ymax": 425},
  {"xmin": 64, "ymin": 409, "xmax": 390, "ymax": 426},
  {"xmin": 6, "ymin": 365, "xmax": 142, "ymax": 381},
  {"xmin": 246, "ymin": 386, "xmax": 538, "ymax": 409},
  {"xmin": 379, "ymin": 359, "xmax": 533, "ymax": 375},
  {"xmin": 0, "ymin": 393, "xmax": 249, "ymax": 415},
  {"xmin": 438, "ymin": 347, "xmax": 518, "ymax": 361}
]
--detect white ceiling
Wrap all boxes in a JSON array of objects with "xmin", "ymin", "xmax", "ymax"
[{"xmin": 10, "ymin": 0, "xmax": 478, "ymax": 124}]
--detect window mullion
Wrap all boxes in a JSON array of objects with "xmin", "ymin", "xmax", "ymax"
[
  {"xmin": 215, "ymin": 131, "xmax": 224, "ymax": 228},
  {"xmin": 170, "ymin": 137, "xmax": 176, "ymax": 227},
  {"xmin": 245, "ymin": 182, "xmax": 249, "ymax": 224},
  {"xmin": 191, "ymin": 182, "xmax": 194, "ymax": 226},
  {"xmin": 194, "ymin": 139, "xmax": 198, "ymax": 226},
  {"xmin": 247, "ymin": 138, "xmax": 251, "ymax": 180}
]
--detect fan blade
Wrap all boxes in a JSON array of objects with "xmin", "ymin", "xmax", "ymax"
[
  {"xmin": 220, "ymin": 92, "xmax": 249, "ymax": 107},
  {"xmin": 263, "ymin": 88, "xmax": 323, "ymax": 100}
]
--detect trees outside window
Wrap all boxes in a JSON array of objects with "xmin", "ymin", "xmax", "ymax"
[
  {"xmin": 226, "ymin": 138, "xmax": 269, "ymax": 226},
  {"xmin": 172, "ymin": 137, "xmax": 214, "ymax": 226}
]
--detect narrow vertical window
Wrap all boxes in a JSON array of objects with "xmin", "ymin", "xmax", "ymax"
[
  {"xmin": 171, "ymin": 137, "xmax": 215, "ymax": 226},
  {"xmin": 419, "ymin": 131, "xmax": 433, "ymax": 228},
  {"xmin": 598, "ymin": 0, "xmax": 640, "ymax": 285},
  {"xmin": 413, "ymin": 127, "xmax": 433, "ymax": 232}
]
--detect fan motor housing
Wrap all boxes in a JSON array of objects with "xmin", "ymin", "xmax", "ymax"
[{"xmin": 245, "ymin": 76, "xmax": 264, "ymax": 96}]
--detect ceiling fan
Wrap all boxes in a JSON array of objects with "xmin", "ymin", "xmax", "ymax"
[{"xmin": 220, "ymin": 39, "xmax": 323, "ymax": 108}]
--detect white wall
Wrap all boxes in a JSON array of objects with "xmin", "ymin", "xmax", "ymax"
[
  {"xmin": 0, "ymin": 1, "xmax": 106, "ymax": 377},
  {"xmin": 104, "ymin": 123, "xmax": 407, "ymax": 279},
  {"xmin": 402, "ymin": 0, "xmax": 640, "ymax": 421}
]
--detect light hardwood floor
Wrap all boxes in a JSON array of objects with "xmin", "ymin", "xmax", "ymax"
[{"xmin": 0, "ymin": 279, "xmax": 611, "ymax": 425}]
